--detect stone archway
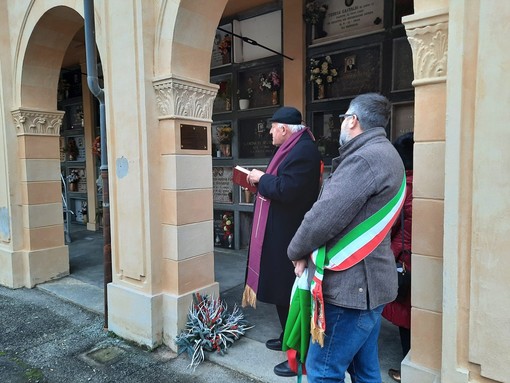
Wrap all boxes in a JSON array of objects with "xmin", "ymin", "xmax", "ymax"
[{"xmin": 8, "ymin": 6, "xmax": 86, "ymax": 288}]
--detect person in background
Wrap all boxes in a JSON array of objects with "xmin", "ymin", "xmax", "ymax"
[
  {"xmin": 382, "ymin": 131, "xmax": 414, "ymax": 383},
  {"xmin": 242, "ymin": 106, "xmax": 322, "ymax": 378},
  {"xmin": 288, "ymin": 93, "xmax": 406, "ymax": 382}
]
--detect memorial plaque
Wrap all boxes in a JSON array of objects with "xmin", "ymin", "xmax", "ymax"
[
  {"xmin": 314, "ymin": 45, "xmax": 381, "ymax": 100},
  {"xmin": 391, "ymin": 103, "xmax": 414, "ymax": 140},
  {"xmin": 213, "ymin": 166, "xmax": 233, "ymax": 204},
  {"xmin": 180, "ymin": 124, "xmax": 207, "ymax": 150},
  {"xmin": 319, "ymin": 0, "xmax": 384, "ymax": 41},
  {"xmin": 239, "ymin": 118, "xmax": 275, "ymax": 159}
]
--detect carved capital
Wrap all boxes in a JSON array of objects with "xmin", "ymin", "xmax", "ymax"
[
  {"xmin": 153, "ymin": 75, "xmax": 218, "ymax": 121},
  {"xmin": 11, "ymin": 108, "xmax": 65, "ymax": 136},
  {"xmin": 406, "ymin": 21, "xmax": 448, "ymax": 84}
]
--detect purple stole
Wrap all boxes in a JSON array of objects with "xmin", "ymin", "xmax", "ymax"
[{"xmin": 242, "ymin": 128, "xmax": 311, "ymax": 308}]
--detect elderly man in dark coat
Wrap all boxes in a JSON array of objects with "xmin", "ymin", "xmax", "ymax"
[{"xmin": 242, "ymin": 106, "xmax": 321, "ymax": 377}]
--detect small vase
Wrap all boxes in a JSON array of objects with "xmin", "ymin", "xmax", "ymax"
[
  {"xmin": 244, "ymin": 189, "xmax": 252, "ymax": 203},
  {"xmin": 228, "ymin": 234, "xmax": 233, "ymax": 248},
  {"xmin": 317, "ymin": 84, "xmax": 326, "ymax": 100},
  {"xmin": 271, "ymin": 91, "xmax": 279, "ymax": 105},
  {"xmin": 314, "ymin": 18, "xmax": 327, "ymax": 39},
  {"xmin": 220, "ymin": 143, "xmax": 231, "ymax": 157},
  {"xmin": 239, "ymin": 99, "xmax": 250, "ymax": 110}
]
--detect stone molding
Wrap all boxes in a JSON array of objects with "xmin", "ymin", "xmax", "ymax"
[
  {"xmin": 404, "ymin": 10, "xmax": 449, "ymax": 85},
  {"xmin": 153, "ymin": 75, "xmax": 218, "ymax": 121},
  {"xmin": 11, "ymin": 108, "xmax": 65, "ymax": 136}
]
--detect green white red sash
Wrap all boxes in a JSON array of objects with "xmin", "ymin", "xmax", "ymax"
[{"xmin": 310, "ymin": 174, "xmax": 407, "ymax": 345}]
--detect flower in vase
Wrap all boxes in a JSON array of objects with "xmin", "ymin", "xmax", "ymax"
[
  {"xmin": 217, "ymin": 125, "xmax": 233, "ymax": 144},
  {"xmin": 304, "ymin": 1, "xmax": 328, "ymax": 25},
  {"xmin": 222, "ymin": 213, "xmax": 233, "ymax": 240},
  {"xmin": 67, "ymin": 169, "xmax": 81, "ymax": 184},
  {"xmin": 259, "ymin": 70, "xmax": 281, "ymax": 92},
  {"xmin": 309, "ymin": 56, "xmax": 338, "ymax": 85},
  {"xmin": 217, "ymin": 35, "xmax": 232, "ymax": 57}
]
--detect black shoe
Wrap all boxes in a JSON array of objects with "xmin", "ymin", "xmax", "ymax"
[
  {"xmin": 265, "ymin": 338, "xmax": 282, "ymax": 351},
  {"xmin": 274, "ymin": 361, "xmax": 297, "ymax": 377},
  {"xmin": 388, "ymin": 368, "xmax": 401, "ymax": 382}
]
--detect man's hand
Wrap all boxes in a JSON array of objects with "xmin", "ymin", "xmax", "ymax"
[
  {"xmin": 292, "ymin": 259, "xmax": 307, "ymax": 277},
  {"xmin": 246, "ymin": 169, "xmax": 265, "ymax": 187}
]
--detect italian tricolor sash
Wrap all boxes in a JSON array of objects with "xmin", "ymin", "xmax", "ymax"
[{"xmin": 309, "ymin": 174, "xmax": 407, "ymax": 345}]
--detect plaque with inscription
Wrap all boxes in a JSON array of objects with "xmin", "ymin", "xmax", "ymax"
[
  {"xmin": 180, "ymin": 124, "xmax": 207, "ymax": 150},
  {"xmin": 213, "ymin": 166, "xmax": 233, "ymax": 204},
  {"xmin": 239, "ymin": 118, "xmax": 275, "ymax": 159},
  {"xmin": 318, "ymin": 0, "xmax": 384, "ymax": 42},
  {"xmin": 391, "ymin": 103, "xmax": 414, "ymax": 141}
]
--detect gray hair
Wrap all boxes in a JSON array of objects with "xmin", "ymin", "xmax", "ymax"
[
  {"xmin": 348, "ymin": 93, "xmax": 391, "ymax": 131},
  {"xmin": 279, "ymin": 123, "xmax": 305, "ymax": 133}
]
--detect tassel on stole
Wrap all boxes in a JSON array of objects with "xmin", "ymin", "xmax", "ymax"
[{"xmin": 242, "ymin": 284, "xmax": 257, "ymax": 308}]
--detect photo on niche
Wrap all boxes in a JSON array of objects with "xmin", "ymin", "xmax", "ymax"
[{"xmin": 344, "ymin": 55, "xmax": 357, "ymax": 72}]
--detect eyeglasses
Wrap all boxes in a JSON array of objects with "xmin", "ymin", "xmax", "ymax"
[{"xmin": 338, "ymin": 113, "xmax": 356, "ymax": 123}]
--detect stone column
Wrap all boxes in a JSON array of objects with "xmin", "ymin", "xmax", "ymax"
[
  {"xmin": 153, "ymin": 74, "xmax": 219, "ymax": 348},
  {"xmin": 402, "ymin": 7, "xmax": 448, "ymax": 383},
  {"xmin": 10, "ymin": 107, "xmax": 68, "ymax": 287}
]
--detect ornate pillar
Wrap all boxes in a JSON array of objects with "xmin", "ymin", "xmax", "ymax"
[
  {"xmin": 402, "ymin": 7, "xmax": 448, "ymax": 383},
  {"xmin": 153, "ymin": 74, "xmax": 219, "ymax": 348},
  {"xmin": 9, "ymin": 107, "xmax": 68, "ymax": 287}
]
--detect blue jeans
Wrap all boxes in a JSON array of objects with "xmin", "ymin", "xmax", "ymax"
[{"xmin": 305, "ymin": 303, "xmax": 384, "ymax": 383}]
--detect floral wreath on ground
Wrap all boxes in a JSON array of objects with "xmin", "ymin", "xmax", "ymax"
[
  {"xmin": 259, "ymin": 70, "xmax": 281, "ymax": 92},
  {"xmin": 309, "ymin": 55, "xmax": 338, "ymax": 86},
  {"xmin": 304, "ymin": 1, "xmax": 328, "ymax": 25},
  {"xmin": 175, "ymin": 293, "xmax": 253, "ymax": 369},
  {"xmin": 217, "ymin": 125, "xmax": 233, "ymax": 144},
  {"xmin": 222, "ymin": 212, "xmax": 233, "ymax": 240}
]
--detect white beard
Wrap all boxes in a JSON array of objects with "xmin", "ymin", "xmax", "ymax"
[{"xmin": 339, "ymin": 130, "xmax": 351, "ymax": 146}]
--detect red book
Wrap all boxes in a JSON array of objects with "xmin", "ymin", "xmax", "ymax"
[{"xmin": 232, "ymin": 165, "xmax": 257, "ymax": 193}]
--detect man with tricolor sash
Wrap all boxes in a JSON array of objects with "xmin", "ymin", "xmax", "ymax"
[{"xmin": 285, "ymin": 93, "xmax": 406, "ymax": 383}]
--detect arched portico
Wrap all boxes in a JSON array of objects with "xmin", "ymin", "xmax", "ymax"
[{"xmin": 3, "ymin": 5, "xmax": 85, "ymax": 288}]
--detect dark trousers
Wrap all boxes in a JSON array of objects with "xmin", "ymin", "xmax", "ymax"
[
  {"xmin": 399, "ymin": 326, "xmax": 411, "ymax": 358},
  {"xmin": 276, "ymin": 304, "xmax": 289, "ymax": 340}
]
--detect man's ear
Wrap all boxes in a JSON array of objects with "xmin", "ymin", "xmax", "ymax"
[{"xmin": 349, "ymin": 115, "xmax": 360, "ymax": 130}]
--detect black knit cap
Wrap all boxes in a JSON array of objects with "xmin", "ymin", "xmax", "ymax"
[{"xmin": 269, "ymin": 107, "xmax": 302, "ymax": 125}]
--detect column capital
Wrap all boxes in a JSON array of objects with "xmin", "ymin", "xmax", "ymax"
[
  {"xmin": 153, "ymin": 75, "xmax": 218, "ymax": 122},
  {"xmin": 11, "ymin": 108, "xmax": 65, "ymax": 136},
  {"xmin": 404, "ymin": 10, "xmax": 449, "ymax": 86}
]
